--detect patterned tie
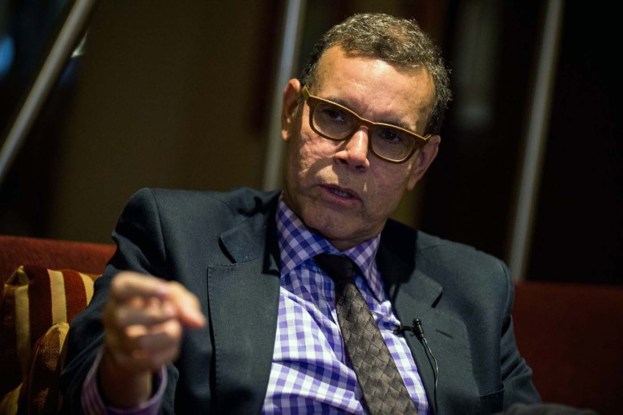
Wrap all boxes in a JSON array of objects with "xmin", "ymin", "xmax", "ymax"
[{"xmin": 314, "ymin": 253, "xmax": 418, "ymax": 415}]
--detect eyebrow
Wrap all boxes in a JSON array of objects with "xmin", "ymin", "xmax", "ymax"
[{"xmin": 322, "ymin": 95, "xmax": 415, "ymax": 132}]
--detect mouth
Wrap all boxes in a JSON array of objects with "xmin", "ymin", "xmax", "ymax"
[{"xmin": 321, "ymin": 184, "xmax": 361, "ymax": 201}]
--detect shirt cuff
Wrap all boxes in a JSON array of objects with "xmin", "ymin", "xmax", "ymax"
[{"xmin": 81, "ymin": 348, "xmax": 168, "ymax": 415}]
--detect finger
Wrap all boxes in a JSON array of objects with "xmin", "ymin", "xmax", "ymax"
[
  {"xmin": 135, "ymin": 319, "xmax": 182, "ymax": 355},
  {"xmin": 110, "ymin": 272, "xmax": 170, "ymax": 303},
  {"xmin": 102, "ymin": 296, "xmax": 171, "ymax": 344},
  {"xmin": 166, "ymin": 281, "xmax": 206, "ymax": 328},
  {"xmin": 106, "ymin": 345, "xmax": 171, "ymax": 373},
  {"xmin": 107, "ymin": 298, "xmax": 174, "ymax": 335},
  {"xmin": 104, "ymin": 316, "xmax": 150, "ymax": 356},
  {"xmin": 114, "ymin": 298, "xmax": 176, "ymax": 327},
  {"xmin": 105, "ymin": 317, "xmax": 183, "ymax": 368}
]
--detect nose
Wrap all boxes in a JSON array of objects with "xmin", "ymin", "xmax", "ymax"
[{"xmin": 335, "ymin": 127, "xmax": 371, "ymax": 170}]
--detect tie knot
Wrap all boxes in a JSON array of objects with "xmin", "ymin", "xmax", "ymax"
[{"xmin": 314, "ymin": 253, "xmax": 356, "ymax": 283}]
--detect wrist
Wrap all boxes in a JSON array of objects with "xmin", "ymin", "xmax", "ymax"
[{"xmin": 98, "ymin": 346, "xmax": 154, "ymax": 407}]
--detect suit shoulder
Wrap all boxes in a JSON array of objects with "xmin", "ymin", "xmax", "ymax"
[
  {"xmin": 382, "ymin": 219, "xmax": 508, "ymax": 282},
  {"xmin": 128, "ymin": 187, "xmax": 279, "ymax": 216},
  {"xmin": 419, "ymin": 232, "xmax": 503, "ymax": 272}
]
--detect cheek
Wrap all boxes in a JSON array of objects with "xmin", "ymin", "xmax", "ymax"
[
  {"xmin": 368, "ymin": 165, "xmax": 415, "ymax": 205},
  {"xmin": 393, "ymin": 161, "xmax": 419, "ymax": 191},
  {"xmin": 374, "ymin": 160, "xmax": 415, "ymax": 187},
  {"xmin": 296, "ymin": 133, "xmax": 333, "ymax": 175}
]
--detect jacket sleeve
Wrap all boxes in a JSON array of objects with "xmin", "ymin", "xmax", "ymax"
[
  {"xmin": 499, "ymin": 263, "xmax": 541, "ymax": 409},
  {"xmin": 60, "ymin": 188, "xmax": 179, "ymax": 414}
]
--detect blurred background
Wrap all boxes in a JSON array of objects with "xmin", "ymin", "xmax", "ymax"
[{"xmin": 0, "ymin": 0, "xmax": 620, "ymax": 284}]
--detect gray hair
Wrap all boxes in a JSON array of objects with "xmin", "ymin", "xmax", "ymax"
[{"xmin": 300, "ymin": 13, "xmax": 451, "ymax": 134}]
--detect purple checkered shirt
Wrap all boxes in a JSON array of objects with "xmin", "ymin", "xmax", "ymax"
[
  {"xmin": 81, "ymin": 196, "xmax": 429, "ymax": 414},
  {"xmin": 262, "ymin": 198, "xmax": 429, "ymax": 414}
]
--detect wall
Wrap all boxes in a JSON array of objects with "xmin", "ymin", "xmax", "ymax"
[{"xmin": 47, "ymin": 1, "xmax": 275, "ymax": 242}]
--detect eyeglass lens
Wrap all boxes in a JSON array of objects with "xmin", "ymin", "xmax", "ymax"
[{"xmin": 311, "ymin": 100, "xmax": 416, "ymax": 161}]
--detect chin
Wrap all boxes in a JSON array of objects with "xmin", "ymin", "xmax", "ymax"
[
  {"xmin": 301, "ymin": 208, "xmax": 337, "ymax": 231},
  {"xmin": 304, "ymin": 209, "xmax": 366, "ymax": 243}
]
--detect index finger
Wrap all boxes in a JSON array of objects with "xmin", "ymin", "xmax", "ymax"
[
  {"xmin": 165, "ymin": 281, "xmax": 206, "ymax": 328},
  {"xmin": 110, "ymin": 271, "xmax": 170, "ymax": 303}
]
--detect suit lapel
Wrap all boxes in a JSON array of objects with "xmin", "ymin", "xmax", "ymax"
[
  {"xmin": 207, "ymin": 201, "xmax": 281, "ymax": 414},
  {"xmin": 378, "ymin": 230, "xmax": 480, "ymax": 414}
]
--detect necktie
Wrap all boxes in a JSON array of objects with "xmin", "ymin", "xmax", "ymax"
[{"xmin": 314, "ymin": 253, "xmax": 418, "ymax": 415}]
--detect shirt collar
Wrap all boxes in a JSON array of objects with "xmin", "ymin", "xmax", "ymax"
[{"xmin": 276, "ymin": 195, "xmax": 385, "ymax": 300}]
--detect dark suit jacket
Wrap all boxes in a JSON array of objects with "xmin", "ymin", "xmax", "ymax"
[{"xmin": 61, "ymin": 187, "xmax": 540, "ymax": 414}]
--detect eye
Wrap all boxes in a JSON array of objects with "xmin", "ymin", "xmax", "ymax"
[
  {"xmin": 376, "ymin": 127, "xmax": 405, "ymax": 145},
  {"xmin": 316, "ymin": 104, "xmax": 349, "ymax": 125}
]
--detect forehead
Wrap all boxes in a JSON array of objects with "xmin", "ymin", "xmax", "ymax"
[{"xmin": 312, "ymin": 46, "xmax": 435, "ymax": 130}]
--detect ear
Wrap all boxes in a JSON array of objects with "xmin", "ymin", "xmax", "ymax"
[
  {"xmin": 281, "ymin": 79, "xmax": 302, "ymax": 142},
  {"xmin": 407, "ymin": 135, "xmax": 441, "ymax": 190}
]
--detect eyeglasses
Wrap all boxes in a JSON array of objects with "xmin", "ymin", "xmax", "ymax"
[{"xmin": 300, "ymin": 86, "xmax": 430, "ymax": 163}]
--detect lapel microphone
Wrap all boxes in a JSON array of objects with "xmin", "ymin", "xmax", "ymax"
[
  {"xmin": 394, "ymin": 318, "xmax": 439, "ymax": 415},
  {"xmin": 394, "ymin": 318, "xmax": 426, "ymax": 340}
]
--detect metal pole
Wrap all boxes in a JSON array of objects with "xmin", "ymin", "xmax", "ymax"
[
  {"xmin": 0, "ymin": 0, "xmax": 99, "ymax": 186},
  {"xmin": 262, "ymin": 0, "xmax": 306, "ymax": 190},
  {"xmin": 508, "ymin": 0, "xmax": 564, "ymax": 280}
]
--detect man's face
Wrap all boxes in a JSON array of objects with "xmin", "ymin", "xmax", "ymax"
[{"xmin": 281, "ymin": 46, "xmax": 440, "ymax": 250}]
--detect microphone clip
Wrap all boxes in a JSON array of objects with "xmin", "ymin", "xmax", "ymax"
[{"xmin": 394, "ymin": 318, "xmax": 425, "ymax": 341}]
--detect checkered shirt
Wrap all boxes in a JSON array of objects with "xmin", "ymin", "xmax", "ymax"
[{"xmin": 261, "ymin": 198, "xmax": 430, "ymax": 414}]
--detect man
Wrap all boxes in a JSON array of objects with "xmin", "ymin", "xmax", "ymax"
[{"xmin": 61, "ymin": 13, "xmax": 540, "ymax": 414}]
